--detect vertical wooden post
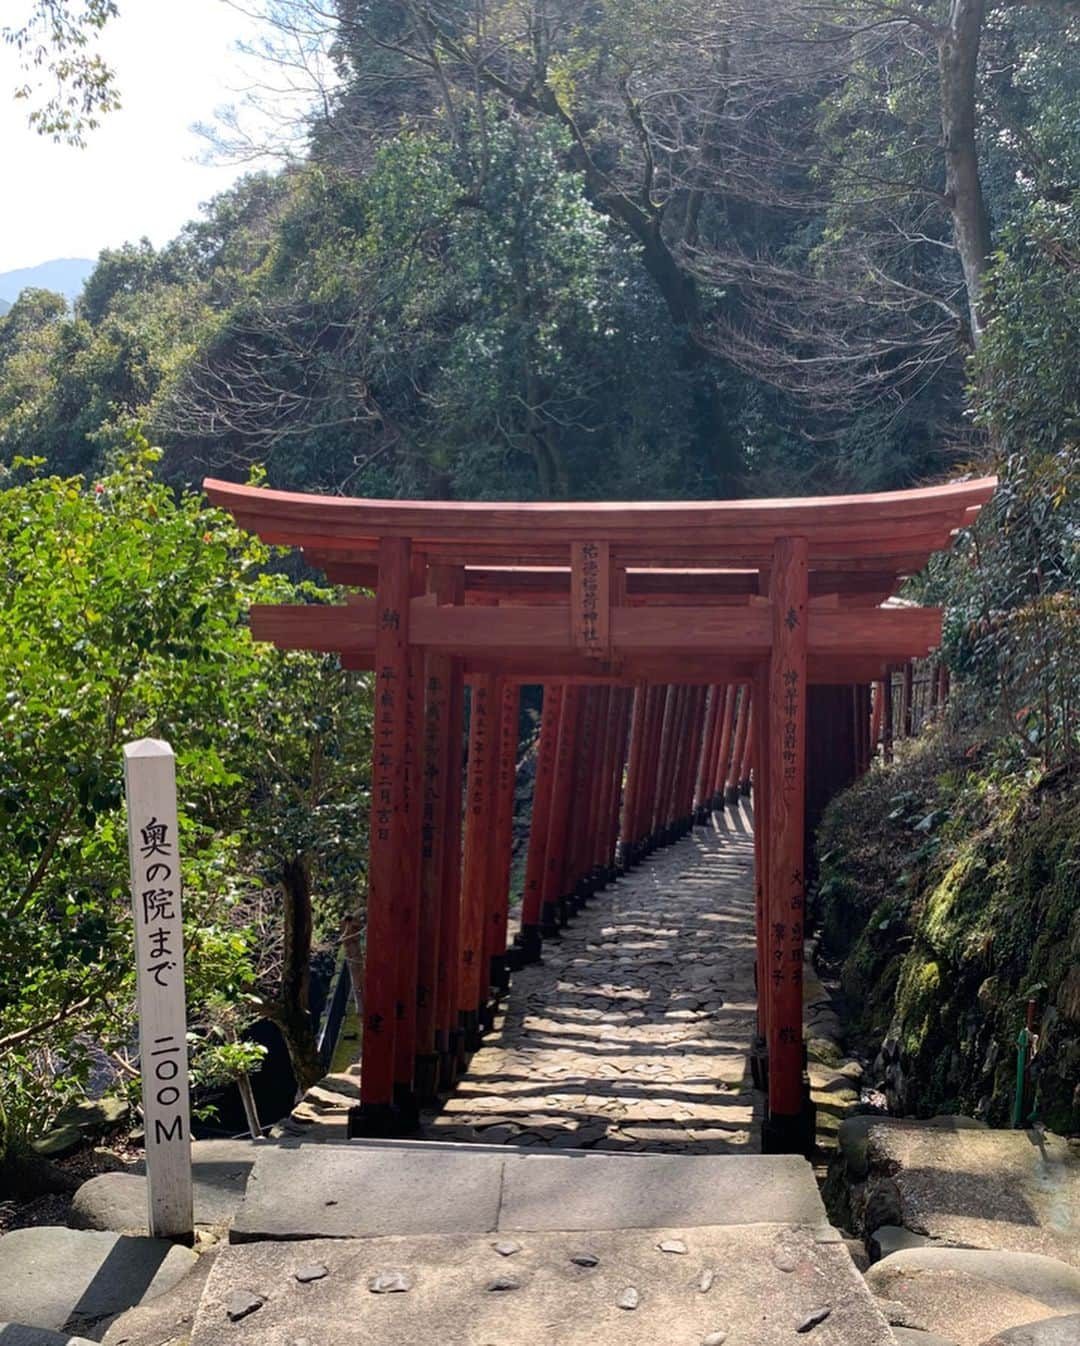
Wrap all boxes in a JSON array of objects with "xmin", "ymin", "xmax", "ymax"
[
  {"xmin": 589, "ymin": 687, "xmax": 617, "ymax": 882},
  {"xmin": 727, "ymin": 686, "xmax": 750, "ymax": 805},
  {"xmin": 358, "ymin": 536, "xmax": 411, "ymax": 1127},
  {"xmin": 459, "ymin": 674, "xmax": 497, "ymax": 1048},
  {"xmin": 520, "ymin": 684, "xmax": 563, "ymax": 960},
  {"xmin": 543, "ymin": 684, "xmax": 581, "ymax": 926},
  {"xmin": 414, "ymin": 567, "xmax": 455, "ymax": 1102},
  {"xmin": 482, "ymin": 680, "xmax": 519, "ymax": 1013},
  {"xmin": 871, "ymin": 680, "xmax": 884, "ymax": 762},
  {"xmin": 393, "ymin": 552, "xmax": 426, "ymax": 1119},
  {"xmin": 653, "ymin": 685, "xmax": 680, "ymax": 840},
  {"xmin": 637, "ymin": 685, "xmax": 664, "ymax": 850},
  {"xmin": 560, "ymin": 683, "xmax": 592, "ymax": 904},
  {"xmin": 123, "ymin": 739, "xmax": 193, "ymax": 1241},
  {"xmin": 619, "ymin": 683, "xmax": 648, "ymax": 865},
  {"xmin": 738, "ymin": 694, "xmax": 755, "ymax": 793},
  {"xmin": 751, "ymin": 662, "xmax": 771, "ymax": 1090},
  {"xmin": 436, "ymin": 628, "xmax": 466, "ymax": 1090},
  {"xmin": 576, "ymin": 689, "xmax": 611, "ymax": 899},
  {"xmin": 902, "ymin": 661, "xmax": 914, "ymax": 738},
  {"xmin": 694, "ymin": 686, "xmax": 722, "ymax": 820},
  {"xmin": 606, "ymin": 688, "xmax": 633, "ymax": 872},
  {"xmin": 712, "ymin": 685, "xmax": 736, "ymax": 808},
  {"xmin": 765, "ymin": 536, "xmax": 810, "ymax": 1154},
  {"xmin": 644, "ymin": 686, "xmax": 665, "ymax": 843}
]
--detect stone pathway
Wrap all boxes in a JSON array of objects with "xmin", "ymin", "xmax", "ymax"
[{"xmin": 422, "ymin": 801, "xmax": 761, "ymax": 1152}]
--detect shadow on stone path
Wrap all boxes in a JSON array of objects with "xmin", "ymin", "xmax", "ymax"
[{"xmin": 421, "ymin": 801, "xmax": 761, "ymax": 1152}]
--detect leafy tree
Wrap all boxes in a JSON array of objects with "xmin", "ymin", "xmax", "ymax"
[
  {"xmin": 0, "ymin": 446, "xmax": 371, "ymax": 1162},
  {"xmin": 4, "ymin": 0, "xmax": 120, "ymax": 143},
  {"xmin": 166, "ymin": 123, "xmax": 706, "ymax": 498},
  {"xmin": 929, "ymin": 186, "xmax": 1080, "ymax": 765}
]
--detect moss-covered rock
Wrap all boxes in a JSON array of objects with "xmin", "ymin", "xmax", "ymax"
[{"xmin": 813, "ymin": 730, "xmax": 1080, "ymax": 1135}]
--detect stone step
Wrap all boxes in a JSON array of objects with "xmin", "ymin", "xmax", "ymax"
[
  {"xmin": 192, "ymin": 1222, "xmax": 893, "ymax": 1346},
  {"xmin": 0, "ymin": 1227, "xmax": 198, "ymax": 1337},
  {"xmin": 229, "ymin": 1138, "xmax": 828, "ymax": 1244},
  {"xmin": 866, "ymin": 1248, "xmax": 1080, "ymax": 1346}
]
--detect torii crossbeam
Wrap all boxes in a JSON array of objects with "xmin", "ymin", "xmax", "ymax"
[{"xmin": 206, "ymin": 474, "xmax": 995, "ymax": 1154}]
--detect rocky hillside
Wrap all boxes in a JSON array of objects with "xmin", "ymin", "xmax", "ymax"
[{"xmin": 813, "ymin": 726, "xmax": 1080, "ymax": 1135}]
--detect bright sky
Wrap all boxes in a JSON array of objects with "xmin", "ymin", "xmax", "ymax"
[{"xmin": 0, "ymin": 0, "xmax": 286, "ymax": 273}]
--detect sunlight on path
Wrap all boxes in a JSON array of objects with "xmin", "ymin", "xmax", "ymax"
[{"xmin": 422, "ymin": 803, "xmax": 761, "ymax": 1152}]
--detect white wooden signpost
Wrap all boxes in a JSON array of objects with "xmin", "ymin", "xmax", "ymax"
[{"xmin": 123, "ymin": 738, "xmax": 194, "ymax": 1241}]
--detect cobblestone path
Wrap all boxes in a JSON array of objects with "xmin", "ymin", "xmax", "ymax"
[{"xmin": 422, "ymin": 801, "xmax": 761, "ymax": 1152}]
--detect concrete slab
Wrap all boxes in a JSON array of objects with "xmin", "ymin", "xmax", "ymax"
[
  {"xmin": 99, "ymin": 1245, "xmax": 216, "ymax": 1346},
  {"xmin": 499, "ymin": 1152, "xmax": 826, "ymax": 1232},
  {"xmin": 863, "ymin": 1126, "xmax": 1080, "ymax": 1267},
  {"xmin": 229, "ymin": 1141, "xmax": 826, "ymax": 1243},
  {"xmin": 229, "ymin": 1141, "xmax": 504, "ymax": 1242},
  {"xmin": 0, "ymin": 1228, "xmax": 198, "ymax": 1335},
  {"xmin": 192, "ymin": 1224, "xmax": 894, "ymax": 1346}
]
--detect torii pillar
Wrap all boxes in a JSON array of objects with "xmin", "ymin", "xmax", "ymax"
[{"xmin": 763, "ymin": 535, "xmax": 813, "ymax": 1154}]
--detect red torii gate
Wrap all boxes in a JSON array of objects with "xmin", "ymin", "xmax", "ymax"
[{"xmin": 206, "ymin": 475, "xmax": 995, "ymax": 1153}]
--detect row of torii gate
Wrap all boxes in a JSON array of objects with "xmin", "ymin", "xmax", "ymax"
[{"xmin": 208, "ymin": 475, "xmax": 995, "ymax": 1154}]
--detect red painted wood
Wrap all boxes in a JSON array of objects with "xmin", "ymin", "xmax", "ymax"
[
  {"xmin": 634, "ymin": 686, "xmax": 662, "ymax": 844},
  {"xmin": 483, "ymin": 680, "xmax": 519, "ymax": 984},
  {"xmin": 607, "ymin": 688, "xmax": 634, "ymax": 862},
  {"xmin": 392, "ymin": 552, "xmax": 428, "ymax": 1093},
  {"xmin": 562, "ymin": 689, "xmax": 594, "ymax": 892},
  {"xmin": 753, "ymin": 661, "xmax": 771, "ymax": 1045},
  {"xmin": 695, "ymin": 686, "xmax": 722, "ymax": 812},
  {"xmin": 682, "ymin": 686, "xmax": 708, "ymax": 819},
  {"xmin": 727, "ymin": 688, "xmax": 751, "ymax": 797},
  {"xmin": 711, "ymin": 686, "xmax": 736, "ymax": 802},
  {"xmin": 459, "ymin": 675, "xmax": 498, "ymax": 1016},
  {"xmin": 619, "ymin": 684, "xmax": 648, "ymax": 853},
  {"xmin": 521, "ymin": 685, "xmax": 563, "ymax": 928},
  {"xmin": 652, "ymin": 686, "xmax": 678, "ymax": 834},
  {"xmin": 416, "ymin": 641, "xmax": 450, "ymax": 1062},
  {"xmin": 585, "ymin": 687, "xmax": 612, "ymax": 871},
  {"xmin": 361, "ymin": 536, "xmax": 412, "ymax": 1107},
  {"xmin": 766, "ymin": 536, "xmax": 809, "ymax": 1122},
  {"xmin": 434, "ymin": 637, "xmax": 466, "ymax": 1052},
  {"xmin": 738, "ymin": 696, "xmax": 755, "ymax": 789},
  {"xmin": 544, "ymin": 685, "xmax": 582, "ymax": 909}
]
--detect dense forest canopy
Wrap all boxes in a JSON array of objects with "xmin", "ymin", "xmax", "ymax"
[
  {"xmin": 1, "ymin": 0, "xmax": 1077, "ymax": 1154},
  {"xmin": 2, "ymin": 0, "xmax": 1076, "ymax": 501}
]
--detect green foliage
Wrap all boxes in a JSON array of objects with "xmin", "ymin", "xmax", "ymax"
[
  {"xmin": 815, "ymin": 730, "xmax": 1080, "ymax": 1132},
  {"xmin": 0, "ymin": 446, "xmax": 371, "ymax": 1155},
  {"xmin": 926, "ymin": 188, "xmax": 1080, "ymax": 765},
  {"xmin": 4, "ymin": 1, "xmax": 120, "ymax": 144}
]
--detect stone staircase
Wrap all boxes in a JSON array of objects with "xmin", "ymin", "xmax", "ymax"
[
  {"xmin": 197, "ymin": 1138, "xmax": 893, "ymax": 1346},
  {"xmin": 0, "ymin": 1137, "xmax": 895, "ymax": 1345}
]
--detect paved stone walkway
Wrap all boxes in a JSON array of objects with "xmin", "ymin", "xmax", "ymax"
[{"xmin": 422, "ymin": 801, "xmax": 761, "ymax": 1151}]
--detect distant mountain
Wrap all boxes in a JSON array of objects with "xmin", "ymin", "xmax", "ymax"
[
  {"xmin": 0, "ymin": 298, "xmax": 10, "ymax": 317},
  {"xmin": 0, "ymin": 258, "xmax": 95, "ymax": 307}
]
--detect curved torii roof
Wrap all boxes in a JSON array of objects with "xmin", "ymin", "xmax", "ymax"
[
  {"xmin": 204, "ymin": 475, "xmax": 996, "ymax": 684},
  {"xmin": 204, "ymin": 476, "xmax": 996, "ymax": 578}
]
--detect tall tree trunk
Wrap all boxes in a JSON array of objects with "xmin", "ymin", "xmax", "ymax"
[
  {"xmin": 940, "ymin": 0, "xmax": 992, "ymax": 346},
  {"xmin": 274, "ymin": 855, "xmax": 324, "ymax": 1093}
]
